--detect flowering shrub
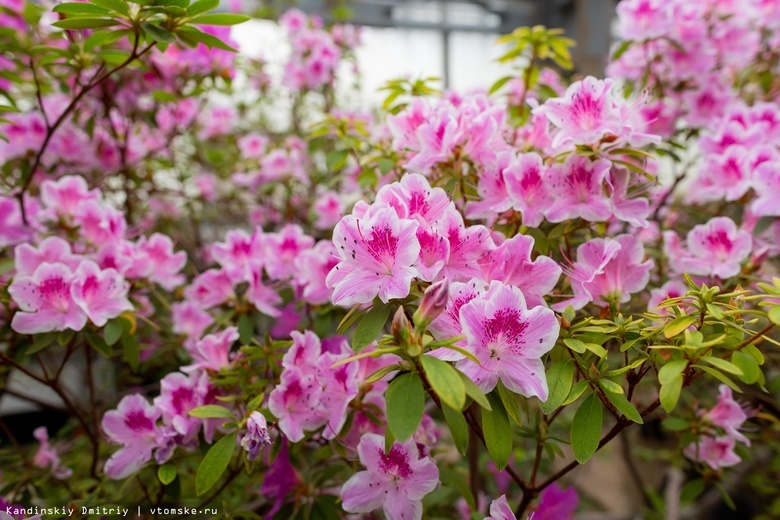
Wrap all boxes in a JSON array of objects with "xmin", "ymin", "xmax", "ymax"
[{"xmin": 1, "ymin": 0, "xmax": 780, "ymax": 519}]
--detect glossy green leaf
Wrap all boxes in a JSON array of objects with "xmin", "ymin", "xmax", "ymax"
[
  {"xmin": 421, "ymin": 355, "xmax": 466, "ymax": 411},
  {"xmin": 457, "ymin": 370, "xmax": 491, "ymax": 410},
  {"xmin": 570, "ymin": 392, "xmax": 603, "ymax": 464},
  {"xmin": 186, "ymin": 0, "xmax": 218, "ymax": 16},
  {"xmin": 196, "ymin": 432, "xmax": 237, "ymax": 495},
  {"xmin": 658, "ymin": 359, "xmax": 688, "ymax": 385},
  {"xmin": 603, "ymin": 391, "xmax": 643, "ymax": 423},
  {"xmin": 660, "ymin": 375, "xmax": 683, "ymax": 412},
  {"xmin": 731, "ymin": 351, "xmax": 760, "ymax": 384},
  {"xmin": 664, "ymin": 315, "xmax": 697, "ymax": 339},
  {"xmin": 189, "ymin": 405, "xmax": 235, "ymax": 419},
  {"xmin": 442, "ymin": 404, "xmax": 468, "ymax": 456},
  {"xmin": 495, "ymin": 381, "xmax": 522, "ymax": 427},
  {"xmin": 190, "ymin": 13, "xmax": 250, "ymax": 25},
  {"xmin": 353, "ymin": 303, "xmax": 391, "ymax": 353},
  {"xmin": 540, "ymin": 359, "xmax": 574, "ymax": 414},
  {"xmin": 53, "ymin": 3, "xmax": 111, "ymax": 14},
  {"xmin": 52, "ymin": 17, "xmax": 119, "ymax": 29},
  {"xmin": 482, "ymin": 393, "xmax": 512, "ymax": 470},
  {"xmin": 699, "ymin": 356, "xmax": 743, "ymax": 377},
  {"xmin": 158, "ymin": 463, "xmax": 177, "ymax": 485},
  {"xmin": 385, "ymin": 373, "xmax": 425, "ymax": 441}
]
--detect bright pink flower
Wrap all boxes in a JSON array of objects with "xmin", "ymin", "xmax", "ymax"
[
  {"xmin": 184, "ymin": 269, "xmax": 235, "ymax": 309},
  {"xmin": 263, "ymin": 224, "xmax": 315, "ymax": 281},
  {"xmin": 246, "ymin": 267, "xmax": 282, "ymax": 317},
  {"xmin": 414, "ymin": 224, "xmax": 450, "ymax": 282},
  {"xmin": 137, "ymin": 233, "xmax": 187, "ymax": 290},
  {"xmin": 154, "ymin": 371, "xmax": 220, "ymax": 446},
  {"xmin": 182, "ymin": 327, "xmax": 238, "ymax": 372},
  {"xmin": 341, "ymin": 433, "xmax": 439, "ymax": 520},
  {"xmin": 683, "ymin": 435, "xmax": 741, "ymax": 470},
  {"xmin": 32, "ymin": 427, "xmax": 72, "ymax": 480},
  {"xmin": 294, "ymin": 240, "xmax": 339, "ymax": 305},
  {"xmin": 40, "ymin": 175, "xmax": 100, "ymax": 218},
  {"xmin": 270, "ymin": 303, "xmax": 302, "ymax": 339},
  {"xmin": 467, "ymin": 154, "xmax": 514, "ymax": 220},
  {"xmin": 70, "ymin": 260, "xmax": 133, "ymax": 327},
  {"xmin": 14, "ymin": 237, "xmax": 79, "ymax": 277},
  {"xmin": 74, "ymin": 200, "xmax": 127, "ymax": 247},
  {"xmin": 171, "ymin": 301, "xmax": 214, "ymax": 340},
  {"xmin": 211, "ymin": 229, "xmax": 263, "ymax": 284},
  {"xmin": 705, "ymin": 385, "xmax": 750, "ymax": 446},
  {"xmin": 428, "ymin": 280, "xmax": 487, "ymax": 361},
  {"xmin": 504, "ymin": 152, "xmax": 553, "ymax": 228},
  {"xmin": 375, "ymin": 173, "xmax": 451, "ymax": 225},
  {"xmin": 9, "ymin": 262, "xmax": 87, "ymax": 334},
  {"xmin": 664, "ymin": 217, "xmax": 751, "ymax": 279},
  {"xmin": 694, "ymin": 145, "xmax": 753, "ymax": 202},
  {"xmin": 479, "ymin": 235, "xmax": 561, "ymax": 308},
  {"xmin": 534, "ymin": 482, "xmax": 579, "ymax": 520},
  {"xmin": 553, "ymin": 235, "xmax": 653, "ymax": 311},
  {"xmin": 545, "ymin": 155, "xmax": 612, "ymax": 223},
  {"xmin": 268, "ymin": 366, "xmax": 324, "ymax": 442},
  {"xmin": 535, "ymin": 77, "xmax": 623, "ymax": 148},
  {"xmin": 607, "ymin": 167, "xmax": 650, "ymax": 228},
  {"xmin": 615, "ymin": 0, "xmax": 672, "ymax": 40},
  {"xmin": 327, "ymin": 205, "xmax": 420, "ymax": 306},
  {"xmin": 0, "ymin": 196, "xmax": 35, "ymax": 247},
  {"xmin": 237, "ymin": 133, "xmax": 269, "ymax": 159},
  {"xmin": 260, "ymin": 439, "xmax": 300, "ymax": 517},
  {"xmin": 485, "ymin": 495, "xmax": 516, "ymax": 520},
  {"xmin": 435, "ymin": 205, "xmax": 492, "ymax": 283},
  {"xmin": 313, "ymin": 190, "xmax": 344, "ymax": 230},
  {"xmin": 102, "ymin": 394, "xmax": 162, "ymax": 479},
  {"xmin": 457, "ymin": 281, "xmax": 559, "ymax": 398}
]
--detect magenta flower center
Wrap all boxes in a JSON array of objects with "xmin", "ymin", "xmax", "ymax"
[
  {"xmin": 378, "ymin": 445, "xmax": 413, "ymax": 478},
  {"xmin": 39, "ymin": 276, "xmax": 71, "ymax": 312},
  {"xmin": 170, "ymin": 387, "xmax": 194, "ymax": 415},
  {"xmin": 365, "ymin": 226, "xmax": 398, "ymax": 272},
  {"xmin": 125, "ymin": 410, "xmax": 154, "ymax": 432},
  {"xmin": 706, "ymin": 229, "xmax": 734, "ymax": 258},
  {"xmin": 482, "ymin": 308, "xmax": 528, "ymax": 356},
  {"xmin": 570, "ymin": 91, "xmax": 601, "ymax": 130}
]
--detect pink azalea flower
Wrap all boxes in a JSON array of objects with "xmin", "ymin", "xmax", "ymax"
[
  {"xmin": 9, "ymin": 262, "xmax": 88, "ymax": 334},
  {"xmin": 154, "ymin": 371, "xmax": 217, "ymax": 445},
  {"xmin": 246, "ymin": 266, "xmax": 282, "ymax": 317},
  {"xmin": 607, "ymin": 167, "xmax": 650, "ymax": 228},
  {"xmin": 428, "ymin": 279, "xmax": 487, "ymax": 361},
  {"xmin": 270, "ymin": 303, "xmax": 302, "ymax": 339},
  {"xmin": 683, "ymin": 435, "xmax": 741, "ymax": 470},
  {"xmin": 137, "ymin": 233, "xmax": 187, "ymax": 290},
  {"xmin": 259, "ymin": 439, "xmax": 300, "ymax": 517},
  {"xmin": 294, "ymin": 240, "xmax": 339, "ymax": 305},
  {"xmin": 479, "ymin": 234, "xmax": 561, "ymax": 308},
  {"xmin": 211, "ymin": 229, "xmax": 263, "ymax": 283},
  {"xmin": 751, "ymin": 160, "xmax": 780, "ymax": 216},
  {"xmin": 534, "ymin": 482, "xmax": 579, "ymax": 520},
  {"xmin": 317, "ymin": 340, "xmax": 360, "ymax": 440},
  {"xmin": 0, "ymin": 196, "xmax": 35, "ymax": 247},
  {"xmin": 102, "ymin": 394, "xmax": 162, "ymax": 479},
  {"xmin": 40, "ymin": 175, "xmax": 100, "ymax": 218},
  {"xmin": 535, "ymin": 77, "xmax": 623, "ymax": 149},
  {"xmin": 466, "ymin": 153, "xmax": 514, "ymax": 220},
  {"xmin": 545, "ymin": 155, "xmax": 613, "ymax": 223},
  {"xmin": 485, "ymin": 495, "xmax": 516, "ymax": 520},
  {"xmin": 376, "ymin": 173, "xmax": 451, "ymax": 226},
  {"xmin": 171, "ymin": 301, "xmax": 214, "ymax": 340},
  {"xmin": 456, "ymin": 281, "xmax": 560, "ymax": 398},
  {"xmin": 647, "ymin": 280, "xmax": 689, "ymax": 313},
  {"xmin": 704, "ymin": 385, "xmax": 750, "ymax": 446},
  {"xmin": 237, "ymin": 133, "xmax": 268, "ymax": 159},
  {"xmin": 184, "ymin": 269, "xmax": 235, "ymax": 309},
  {"xmin": 181, "ymin": 327, "xmax": 238, "ymax": 372},
  {"xmin": 313, "ymin": 190, "xmax": 344, "ymax": 230},
  {"xmin": 14, "ymin": 236, "xmax": 79, "ymax": 277},
  {"xmin": 263, "ymin": 224, "xmax": 315, "ymax": 281},
  {"xmin": 504, "ymin": 152, "xmax": 553, "ymax": 228},
  {"xmin": 268, "ymin": 366, "xmax": 324, "ymax": 442},
  {"xmin": 341, "ymin": 433, "xmax": 439, "ymax": 520},
  {"xmin": 240, "ymin": 411, "xmax": 271, "ymax": 461},
  {"xmin": 664, "ymin": 217, "xmax": 751, "ymax": 279},
  {"xmin": 70, "ymin": 260, "xmax": 133, "ymax": 327},
  {"xmin": 327, "ymin": 205, "xmax": 421, "ymax": 306},
  {"xmin": 32, "ymin": 427, "xmax": 72, "ymax": 479},
  {"xmin": 435, "ymin": 205, "xmax": 492, "ymax": 283},
  {"xmin": 414, "ymin": 224, "xmax": 450, "ymax": 282},
  {"xmin": 552, "ymin": 235, "xmax": 653, "ymax": 311},
  {"xmin": 74, "ymin": 200, "xmax": 127, "ymax": 247}
]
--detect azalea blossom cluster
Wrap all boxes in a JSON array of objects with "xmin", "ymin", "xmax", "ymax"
[
  {"xmin": 1, "ymin": 176, "xmax": 186, "ymax": 334},
  {"xmin": 683, "ymin": 385, "xmax": 753, "ymax": 470}
]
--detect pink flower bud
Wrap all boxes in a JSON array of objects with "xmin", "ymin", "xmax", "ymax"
[{"xmin": 414, "ymin": 279, "xmax": 449, "ymax": 328}]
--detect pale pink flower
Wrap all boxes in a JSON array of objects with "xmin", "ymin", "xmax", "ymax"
[
  {"xmin": 70, "ymin": 260, "xmax": 133, "ymax": 327},
  {"xmin": 683, "ymin": 435, "xmax": 741, "ymax": 470},
  {"xmin": 485, "ymin": 495, "xmax": 516, "ymax": 520},
  {"xmin": 154, "ymin": 371, "xmax": 221, "ymax": 446},
  {"xmin": 664, "ymin": 217, "xmax": 751, "ymax": 279},
  {"xmin": 240, "ymin": 411, "xmax": 271, "ymax": 461},
  {"xmin": 752, "ymin": 160, "xmax": 780, "ymax": 217},
  {"xmin": 457, "ymin": 281, "xmax": 560, "ymax": 398},
  {"xmin": 246, "ymin": 267, "xmax": 282, "ymax": 317},
  {"xmin": 294, "ymin": 240, "xmax": 339, "ymax": 305},
  {"xmin": 414, "ymin": 224, "xmax": 450, "ymax": 282},
  {"xmin": 184, "ymin": 269, "xmax": 235, "ymax": 309},
  {"xmin": 268, "ymin": 366, "xmax": 324, "ymax": 442},
  {"xmin": 14, "ymin": 237, "xmax": 79, "ymax": 277},
  {"xmin": 504, "ymin": 152, "xmax": 553, "ymax": 228},
  {"xmin": 435, "ymin": 205, "xmax": 492, "ymax": 283},
  {"xmin": 211, "ymin": 229, "xmax": 263, "ymax": 283},
  {"xmin": 341, "ymin": 433, "xmax": 439, "ymax": 520},
  {"xmin": 74, "ymin": 200, "xmax": 127, "ymax": 247},
  {"xmin": 32, "ymin": 427, "xmax": 72, "ymax": 479},
  {"xmin": 545, "ymin": 155, "xmax": 613, "ymax": 223},
  {"xmin": 182, "ymin": 327, "xmax": 238, "ymax": 372},
  {"xmin": 552, "ymin": 235, "xmax": 653, "ymax": 311},
  {"xmin": 705, "ymin": 385, "xmax": 750, "ymax": 446},
  {"xmin": 0, "ymin": 196, "xmax": 36, "ymax": 247},
  {"xmin": 607, "ymin": 167, "xmax": 650, "ymax": 228},
  {"xmin": 171, "ymin": 301, "xmax": 213, "ymax": 340},
  {"xmin": 326, "ymin": 205, "xmax": 420, "ymax": 306},
  {"xmin": 102, "ymin": 394, "xmax": 162, "ymax": 479},
  {"xmin": 137, "ymin": 233, "xmax": 187, "ymax": 290},
  {"xmin": 375, "ymin": 173, "xmax": 451, "ymax": 226},
  {"xmin": 9, "ymin": 262, "xmax": 88, "ymax": 334},
  {"xmin": 40, "ymin": 175, "xmax": 100, "ymax": 218},
  {"xmin": 428, "ymin": 280, "xmax": 487, "ymax": 361},
  {"xmin": 647, "ymin": 280, "xmax": 688, "ymax": 313},
  {"xmin": 263, "ymin": 224, "xmax": 315, "ymax": 281},
  {"xmin": 237, "ymin": 133, "xmax": 269, "ymax": 159},
  {"xmin": 313, "ymin": 191, "xmax": 344, "ymax": 230},
  {"xmin": 479, "ymin": 234, "xmax": 561, "ymax": 308}
]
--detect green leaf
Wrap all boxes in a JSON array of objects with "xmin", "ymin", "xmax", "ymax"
[
  {"xmin": 90, "ymin": 0, "xmax": 130, "ymax": 15},
  {"xmin": 377, "ymin": 157, "xmax": 395, "ymax": 175},
  {"xmin": 238, "ymin": 313, "xmax": 254, "ymax": 345},
  {"xmin": 158, "ymin": 463, "xmax": 177, "ymax": 485},
  {"xmin": 52, "ymin": 18, "xmax": 119, "ymax": 29},
  {"xmin": 488, "ymin": 75, "xmax": 513, "ymax": 95},
  {"xmin": 731, "ymin": 351, "xmax": 760, "ymax": 384},
  {"xmin": 353, "ymin": 304, "xmax": 391, "ymax": 353},
  {"xmin": 662, "ymin": 417, "xmax": 690, "ymax": 431},
  {"xmin": 385, "ymin": 373, "xmax": 425, "ymax": 441},
  {"xmin": 495, "ymin": 381, "xmax": 522, "ymax": 427},
  {"xmin": 660, "ymin": 375, "xmax": 683, "ymax": 412},
  {"xmin": 142, "ymin": 22, "xmax": 176, "ymax": 43},
  {"xmin": 540, "ymin": 359, "xmax": 574, "ymax": 414},
  {"xmin": 311, "ymin": 495, "xmax": 341, "ymax": 520},
  {"xmin": 176, "ymin": 26, "xmax": 238, "ymax": 51},
  {"xmin": 768, "ymin": 305, "xmax": 780, "ymax": 326},
  {"xmin": 421, "ymin": 356, "xmax": 466, "ymax": 411},
  {"xmin": 53, "ymin": 3, "xmax": 111, "ymax": 15},
  {"xmin": 603, "ymin": 392, "xmax": 643, "ymax": 424},
  {"xmin": 696, "ymin": 365, "xmax": 742, "ymax": 392},
  {"xmin": 658, "ymin": 359, "xmax": 688, "ymax": 385},
  {"xmin": 196, "ymin": 432, "xmax": 237, "ymax": 495},
  {"xmin": 598, "ymin": 379, "xmax": 624, "ymax": 394},
  {"xmin": 439, "ymin": 468, "xmax": 475, "ymax": 510},
  {"xmin": 121, "ymin": 334, "xmax": 139, "ymax": 372},
  {"xmin": 189, "ymin": 405, "xmax": 234, "ymax": 419},
  {"xmin": 25, "ymin": 332, "xmax": 58, "ymax": 355},
  {"xmin": 698, "ymin": 357, "xmax": 743, "ymax": 377},
  {"xmin": 664, "ymin": 315, "xmax": 697, "ymax": 339},
  {"xmin": 570, "ymin": 393, "xmax": 603, "ymax": 464},
  {"xmin": 457, "ymin": 370, "xmax": 491, "ymax": 410},
  {"xmin": 104, "ymin": 320, "xmax": 123, "ymax": 346},
  {"xmin": 364, "ymin": 364, "xmax": 400, "ymax": 384},
  {"xmin": 563, "ymin": 338, "xmax": 586, "ymax": 353},
  {"xmin": 482, "ymin": 393, "xmax": 512, "ymax": 470},
  {"xmin": 562, "ymin": 380, "xmax": 589, "ymax": 406},
  {"xmin": 611, "ymin": 40, "xmax": 632, "ymax": 60},
  {"xmin": 86, "ymin": 333, "xmax": 112, "ymax": 357},
  {"xmin": 187, "ymin": 0, "xmax": 218, "ymax": 16},
  {"xmin": 325, "ymin": 149, "xmax": 348, "ymax": 171},
  {"xmin": 190, "ymin": 13, "xmax": 250, "ymax": 25},
  {"xmin": 442, "ymin": 405, "xmax": 468, "ymax": 456}
]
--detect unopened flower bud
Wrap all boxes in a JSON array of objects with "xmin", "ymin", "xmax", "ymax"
[
  {"xmin": 241, "ymin": 411, "xmax": 271, "ymax": 462},
  {"xmin": 413, "ymin": 279, "xmax": 449, "ymax": 329},
  {"xmin": 391, "ymin": 306, "xmax": 412, "ymax": 346}
]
